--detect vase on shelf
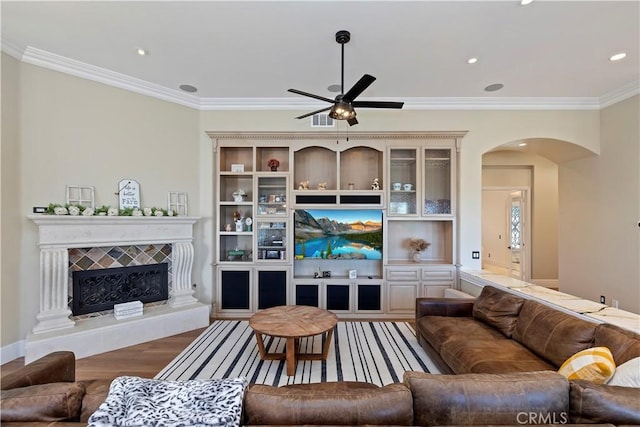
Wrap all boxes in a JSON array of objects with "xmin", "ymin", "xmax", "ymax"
[
  {"xmin": 268, "ymin": 159, "xmax": 279, "ymax": 171},
  {"xmin": 412, "ymin": 251, "xmax": 421, "ymax": 263}
]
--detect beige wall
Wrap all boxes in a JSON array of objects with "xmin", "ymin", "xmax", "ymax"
[
  {"xmin": 559, "ymin": 95, "xmax": 640, "ymax": 313},
  {"xmin": 483, "ymin": 151, "xmax": 560, "ymax": 281},
  {"xmin": 2, "ymin": 62, "xmax": 201, "ymax": 350},
  {"xmin": 1, "ymin": 53, "xmax": 22, "ymax": 347},
  {"xmin": 7, "ymin": 60, "xmax": 637, "ymax": 356}
]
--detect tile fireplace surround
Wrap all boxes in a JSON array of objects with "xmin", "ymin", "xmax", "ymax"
[{"xmin": 25, "ymin": 215, "xmax": 210, "ymax": 363}]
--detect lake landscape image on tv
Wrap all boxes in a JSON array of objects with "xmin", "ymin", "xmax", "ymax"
[{"xmin": 294, "ymin": 209, "xmax": 382, "ymax": 260}]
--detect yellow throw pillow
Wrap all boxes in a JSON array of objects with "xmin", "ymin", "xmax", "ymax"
[{"xmin": 558, "ymin": 346, "xmax": 616, "ymax": 384}]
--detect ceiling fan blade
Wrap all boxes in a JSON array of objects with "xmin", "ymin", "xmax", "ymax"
[
  {"xmin": 352, "ymin": 101, "xmax": 404, "ymax": 109},
  {"xmin": 295, "ymin": 106, "xmax": 332, "ymax": 120},
  {"xmin": 288, "ymin": 89, "xmax": 336, "ymax": 104},
  {"xmin": 342, "ymin": 74, "xmax": 376, "ymax": 102},
  {"xmin": 347, "ymin": 117, "xmax": 359, "ymax": 126}
]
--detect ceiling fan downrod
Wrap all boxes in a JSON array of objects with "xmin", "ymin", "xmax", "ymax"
[{"xmin": 335, "ymin": 30, "xmax": 351, "ymax": 95}]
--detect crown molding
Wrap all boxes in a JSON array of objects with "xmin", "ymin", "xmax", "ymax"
[
  {"xmin": 205, "ymin": 131, "xmax": 468, "ymax": 143},
  {"xmin": 5, "ymin": 44, "xmax": 637, "ymax": 112},
  {"xmin": 599, "ymin": 80, "xmax": 640, "ymax": 109},
  {"xmin": 199, "ymin": 96, "xmax": 602, "ymax": 111},
  {"xmin": 1, "ymin": 39, "xmax": 25, "ymax": 60},
  {"xmin": 21, "ymin": 46, "xmax": 201, "ymax": 110}
]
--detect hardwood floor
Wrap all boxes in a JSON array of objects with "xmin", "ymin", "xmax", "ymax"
[
  {"xmin": 1, "ymin": 327, "xmax": 206, "ymax": 382},
  {"xmin": 1, "ymin": 319, "xmax": 415, "ymax": 382}
]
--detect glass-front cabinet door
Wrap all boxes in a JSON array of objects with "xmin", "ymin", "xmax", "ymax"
[
  {"xmin": 423, "ymin": 149, "xmax": 452, "ymax": 215},
  {"xmin": 256, "ymin": 220, "xmax": 287, "ymax": 261},
  {"xmin": 256, "ymin": 175, "xmax": 287, "ymax": 216},
  {"xmin": 388, "ymin": 148, "xmax": 418, "ymax": 216}
]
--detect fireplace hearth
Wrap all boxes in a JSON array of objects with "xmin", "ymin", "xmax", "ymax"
[{"xmin": 72, "ymin": 263, "xmax": 168, "ymax": 315}]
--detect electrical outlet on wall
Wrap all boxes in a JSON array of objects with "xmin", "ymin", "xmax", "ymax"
[
  {"xmin": 600, "ymin": 295, "xmax": 606, "ymax": 304},
  {"xmin": 472, "ymin": 251, "xmax": 480, "ymax": 259}
]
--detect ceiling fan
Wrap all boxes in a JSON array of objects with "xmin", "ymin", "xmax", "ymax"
[{"xmin": 288, "ymin": 30, "xmax": 404, "ymax": 126}]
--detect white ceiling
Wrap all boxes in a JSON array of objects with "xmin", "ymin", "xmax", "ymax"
[{"xmin": 2, "ymin": 1, "xmax": 639, "ymax": 110}]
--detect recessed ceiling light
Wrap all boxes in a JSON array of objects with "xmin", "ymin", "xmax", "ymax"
[
  {"xmin": 136, "ymin": 48, "xmax": 148, "ymax": 56},
  {"xmin": 179, "ymin": 84, "xmax": 198, "ymax": 93},
  {"xmin": 521, "ymin": 0, "xmax": 534, "ymax": 5},
  {"xmin": 327, "ymin": 84, "xmax": 341, "ymax": 93},
  {"xmin": 467, "ymin": 57, "xmax": 478, "ymax": 64},
  {"xmin": 518, "ymin": 142, "xmax": 527, "ymax": 147},
  {"xmin": 484, "ymin": 83, "xmax": 504, "ymax": 92},
  {"xmin": 609, "ymin": 52, "xmax": 627, "ymax": 62}
]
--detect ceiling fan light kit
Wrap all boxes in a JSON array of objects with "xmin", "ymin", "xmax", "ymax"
[{"xmin": 288, "ymin": 30, "xmax": 403, "ymax": 126}]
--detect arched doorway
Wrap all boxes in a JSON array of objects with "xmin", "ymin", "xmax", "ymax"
[{"xmin": 481, "ymin": 138, "xmax": 596, "ymax": 287}]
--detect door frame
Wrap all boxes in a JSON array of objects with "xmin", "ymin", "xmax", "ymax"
[{"xmin": 482, "ymin": 186, "xmax": 531, "ymax": 282}]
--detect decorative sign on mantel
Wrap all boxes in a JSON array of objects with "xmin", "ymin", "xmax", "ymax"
[{"xmin": 117, "ymin": 179, "xmax": 140, "ymax": 209}]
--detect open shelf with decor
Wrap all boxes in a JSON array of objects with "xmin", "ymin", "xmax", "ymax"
[{"xmin": 340, "ymin": 146, "xmax": 383, "ymax": 191}]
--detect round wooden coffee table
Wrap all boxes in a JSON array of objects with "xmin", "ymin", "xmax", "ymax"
[{"xmin": 249, "ymin": 305, "xmax": 338, "ymax": 376}]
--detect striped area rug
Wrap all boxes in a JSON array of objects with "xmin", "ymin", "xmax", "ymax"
[{"xmin": 155, "ymin": 320, "xmax": 439, "ymax": 386}]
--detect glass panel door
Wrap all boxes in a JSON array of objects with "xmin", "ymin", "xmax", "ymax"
[
  {"xmin": 256, "ymin": 220, "xmax": 287, "ymax": 261},
  {"xmin": 424, "ymin": 149, "xmax": 451, "ymax": 215},
  {"xmin": 508, "ymin": 191, "xmax": 525, "ymax": 280},
  {"xmin": 257, "ymin": 175, "xmax": 287, "ymax": 216},
  {"xmin": 389, "ymin": 148, "xmax": 417, "ymax": 215}
]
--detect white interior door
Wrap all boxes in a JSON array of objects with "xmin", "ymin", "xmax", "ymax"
[{"xmin": 508, "ymin": 191, "xmax": 525, "ymax": 280}]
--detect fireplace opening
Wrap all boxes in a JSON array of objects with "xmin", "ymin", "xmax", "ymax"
[{"xmin": 72, "ymin": 263, "xmax": 168, "ymax": 315}]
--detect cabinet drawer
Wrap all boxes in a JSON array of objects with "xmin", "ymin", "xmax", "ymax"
[
  {"xmin": 421, "ymin": 267, "xmax": 454, "ymax": 281},
  {"xmin": 386, "ymin": 268, "xmax": 420, "ymax": 281}
]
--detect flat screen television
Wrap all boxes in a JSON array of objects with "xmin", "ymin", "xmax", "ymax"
[{"xmin": 294, "ymin": 209, "xmax": 382, "ymax": 260}]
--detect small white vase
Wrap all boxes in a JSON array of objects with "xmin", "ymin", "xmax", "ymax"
[{"xmin": 412, "ymin": 251, "xmax": 421, "ymax": 263}]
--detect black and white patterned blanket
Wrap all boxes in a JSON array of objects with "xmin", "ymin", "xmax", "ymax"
[{"xmin": 88, "ymin": 376, "xmax": 247, "ymax": 427}]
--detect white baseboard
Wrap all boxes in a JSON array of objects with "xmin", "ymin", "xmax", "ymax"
[{"xmin": 1, "ymin": 339, "xmax": 25, "ymax": 364}]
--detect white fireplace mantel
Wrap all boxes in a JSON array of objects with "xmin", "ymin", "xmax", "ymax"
[
  {"xmin": 25, "ymin": 215, "xmax": 209, "ymax": 362},
  {"xmin": 28, "ymin": 214, "xmax": 200, "ymax": 248}
]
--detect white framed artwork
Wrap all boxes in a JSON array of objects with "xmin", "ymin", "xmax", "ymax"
[
  {"xmin": 168, "ymin": 191, "xmax": 188, "ymax": 216},
  {"xmin": 66, "ymin": 185, "xmax": 95, "ymax": 208}
]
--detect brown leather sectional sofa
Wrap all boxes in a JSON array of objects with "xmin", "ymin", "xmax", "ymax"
[
  {"xmin": 415, "ymin": 285, "xmax": 640, "ymax": 375},
  {"xmin": 2, "ymin": 285, "xmax": 639, "ymax": 426},
  {"xmin": 2, "ymin": 349, "xmax": 639, "ymax": 425}
]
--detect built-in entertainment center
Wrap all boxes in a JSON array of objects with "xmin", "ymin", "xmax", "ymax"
[{"xmin": 208, "ymin": 131, "xmax": 465, "ymax": 319}]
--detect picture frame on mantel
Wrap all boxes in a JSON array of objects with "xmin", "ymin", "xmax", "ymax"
[
  {"xmin": 118, "ymin": 179, "xmax": 141, "ymax": 209},
  {"xmin": 168, "ymin": 191, "xmax": 188, "ymax": 216}
]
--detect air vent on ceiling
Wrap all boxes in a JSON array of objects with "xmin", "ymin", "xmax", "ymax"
[{"xmin": 311, "ymin": 113, "xmax": 335, "ymax": 127}]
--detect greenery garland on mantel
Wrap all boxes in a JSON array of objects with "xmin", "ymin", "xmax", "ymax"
[{"xmin": 44, "ymin": 203, "xmax": 175, "ymax": 217}]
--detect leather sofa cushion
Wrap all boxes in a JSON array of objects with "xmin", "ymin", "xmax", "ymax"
[
  {"xmin": 440, "ymin": 338, "xmax": 554, "ymax": 374},
  {"xmin": 404, "ymin": 370, "xmax": 569, "ymax": 426},
  {"xmin": 472, "ymin": 286, "xmax": 526, "ymax": 337},
  {"xmin": 1, "ymin": 352, "xmax": 75, "ymax": 391},
  {"xmin": 594, "ymin": 323, "xmax": 640, "ymax": 365},
  {"xmin": 417, "ymin": 315, "xmax": 506, "ymax": 353},
  {"xmin": 0, "ymin": 382, "xmax": 85, "ymax": 422},
  {"xmin": 512, "ymin": 300, "xmax": 597, "ymax": 367},
  {"xmin": 243, "ymin": 381, "xmax": 413, "ymax": 425},
  {"xmin": 77, "ymin": 379, "xmax": 111, "ymax": 423},
  {"xmin": 570, "ymin": 380, "xmax": 640, "ymax": 424}
]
